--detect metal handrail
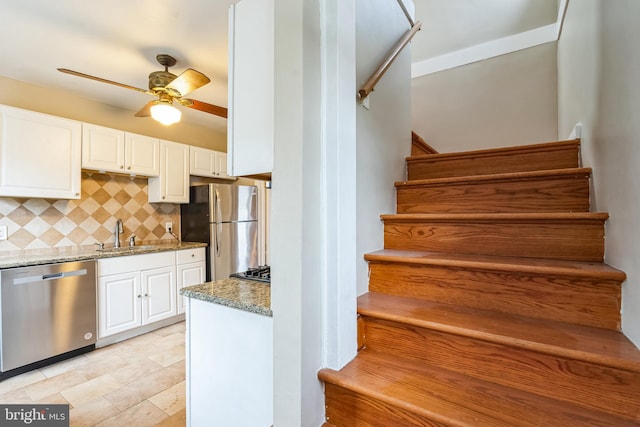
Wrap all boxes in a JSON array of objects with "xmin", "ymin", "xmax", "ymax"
[
  {"xmin": 395, "ymin": 0, "xmax": 415, "ymax": 27},
  {"xmin": 358, "ymin": 20, "xmax": 421, "ymax": 101}
]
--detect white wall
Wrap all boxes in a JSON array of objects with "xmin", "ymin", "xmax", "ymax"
[
  {"xmin": 558, "ymin": 0, "xmax": 640, "ymax": 347},
  {"xmin": 356, "ymin": 0, "xmax": 413, "ymax": 295},
  {"xmin": 411, "ymin": 42, "xmax": 558, "ymax": 153}
]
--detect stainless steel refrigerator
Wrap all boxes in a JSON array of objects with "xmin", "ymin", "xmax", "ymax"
[{"xmin": 180, "ymin": 184, "xmax": 258, "ymax": 282}]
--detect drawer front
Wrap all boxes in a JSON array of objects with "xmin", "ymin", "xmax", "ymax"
[
  {"xmin": 176, "ymin": 248, "xmax": 206, "ymax": 264},
  {"xmin": 98, "ymin": 251, "xmax": 176, "ymax": 276}
]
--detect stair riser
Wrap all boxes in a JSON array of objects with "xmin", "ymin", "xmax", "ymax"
[
  {"xmin": 363, "ymin": 317, "xmax": 640, "ymax": 420},
  {"xmin": 325, "ymin": 383, "xmax": 448, "ymax": 427},
  {"xmin": 383, "ymin": 220, "xmax": 605, "ymax": 261},
  {"xmin": 396, "ymin": 176, "xmax": 590, "ymax": 214},
  {"xmin": 407, "ymin": 143, "xmax": 579, "ymax": 180},
  {"xmin": 368, "ymin": 261, "xmax": 621, "ymax": 330}
]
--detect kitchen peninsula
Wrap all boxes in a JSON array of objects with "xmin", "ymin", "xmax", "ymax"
[{"xmin": 181, "ymin": 278, "xmax": 273, "ymax": 427}]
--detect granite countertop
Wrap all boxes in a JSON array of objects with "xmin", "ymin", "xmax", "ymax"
[
  {"xmin": 0, "ymin": 241, "xmax": 207, "ymax": 269},
  {"xmin": 181, "ymin": 278, "xmax": 272, "ymax": 317}
]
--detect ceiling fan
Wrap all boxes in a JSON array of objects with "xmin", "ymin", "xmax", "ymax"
[{"xmin": 58, "ymin": 54, "xmax": 227, "ymax": 125}]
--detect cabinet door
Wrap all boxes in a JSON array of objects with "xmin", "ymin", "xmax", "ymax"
[
  {"xmin": 0, "ymin": 105, "xmax": 81, "ymax": 199},
  {"xmin": 148, "ymin": 140, "xmax": 189, "ymax": 203},
  {"xmin": 177, "ymin": 261, "xmax": 205, "ymax": 314},
  {"xmin": 142, "ymin": 266, "xmax": 177, "ymax": 323},
  {"xmin": 82, "ymin": 123, "xmax": 125, "ymax": 173},
  {"xmin": 214, "ymin": 151, "xmax": 230, "ymax": 179},
  {"xmin": 98, "ymin": 271, "xmax": 141, "ymax": 338},
  {"xmin": 228, "ymin": 0, "xmax": 274, "ymax": 176},
  {"xmin": 125, "ymin": 132, "xmax": 160, "ymax": 176},
  {"xmin": 189, "ymin": 146, "xmax": 215, "ymax": 177},
  {"xmin": 190, "ymin": 146, "xmax": 233, "ymax": 180}
]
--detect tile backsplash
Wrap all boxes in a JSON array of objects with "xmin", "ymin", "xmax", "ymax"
[{"xmin": 0, "ymin": 172, "xmax": 179, "ymax": 252}]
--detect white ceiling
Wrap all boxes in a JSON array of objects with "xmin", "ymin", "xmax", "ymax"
[
  {"xmin": 0, "ymin": 0, "xmax": 235, "ymax": 134},
  {"xmin": 0, "ymin": 0, "xmax": 558, "ymax": 135}
]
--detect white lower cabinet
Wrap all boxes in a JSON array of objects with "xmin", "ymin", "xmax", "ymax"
[
  {"xmin": 98, "ymin": 271, "xmax": 141, "ymax": 337},
  {"xmin": 176, "ymin": 248, "xmax": 206, "ymax": 314},
  {"xmin": 142, "ymin": 265, "xmax": 177, "ymax": 323},
  {"xmin": 97, "ymin": 252, "xmax": 177, "ymax": 338}
]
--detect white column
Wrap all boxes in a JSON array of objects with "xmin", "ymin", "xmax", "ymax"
[{"xmin": 271, "ymin": 0, "xmax": 357, "ymax": 425}]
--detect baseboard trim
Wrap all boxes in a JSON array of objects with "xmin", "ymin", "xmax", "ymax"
[{"xmin": 96, "ymin": 314, "xmax": 185, "ymax": 348}]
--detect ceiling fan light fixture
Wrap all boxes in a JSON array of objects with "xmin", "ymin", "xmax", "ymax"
[{"xmin": 150, "ymin": 101, "xmax": 181, "ymax": 125}]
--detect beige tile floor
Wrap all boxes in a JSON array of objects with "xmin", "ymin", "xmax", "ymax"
[{"xmin": 0, "ymin": 322, "xmax": 186, "ymax": 427}]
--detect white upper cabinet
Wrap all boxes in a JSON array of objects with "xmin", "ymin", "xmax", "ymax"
[
  {"xmin": 148, "ymin": 140, "xmax": 189, "ymax": 203},
  {"xmin": 215, "ymin": 151, "xmax": 229, "ymax": 179},
  {"xmin": 189, "ymin": 146, "xmax": 233, "ymax": 180},
  {"xmin": 227, "ymin": 0, "xmax": 274, "ymax": 176},
  {"xmin": 125, "ymin": 133, "xmax": 160, "ymax": 176},
  {"xmin": 82, "ymin": 123, "xmax": 159, "ymax": 176},
  {"xmin": 82, "ymin": 123, "xmax": 124, "ymax": 172},
  {"xmin": 0, "ymin": 104, "xmax": 81, "ymax": 199}
]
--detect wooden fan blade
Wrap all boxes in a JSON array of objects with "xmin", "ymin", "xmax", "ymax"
[
  {"xmin": 58, "ymin": 68, "xmax": 154, "ymax": 95},
  {"xmin": 181, "ymin": 99, "xmax": 228, "ymax": 118},
  {"xmin": 135, "ymin": 101, "xmax": 155, "ymax": 117},
  {"xmin": 165, "ymin": 69, "xmax": 210, "ymax": 97}
]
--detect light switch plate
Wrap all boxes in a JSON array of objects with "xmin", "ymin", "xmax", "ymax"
[
  {"xmin": 0, "ymin": 225, "xmax": 7, "ymax": 240},
  {"xmin": 165, "ymin": 222, "xmax": 173, "ymax": 233}
]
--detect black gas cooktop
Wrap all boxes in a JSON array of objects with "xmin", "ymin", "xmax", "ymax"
[{"xmin": 230, "ymin": 265, "xmax": 270, "ymax": 283}]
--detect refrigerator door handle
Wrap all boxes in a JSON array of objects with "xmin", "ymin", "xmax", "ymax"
[
  {"xmin": 215, "ymin": 187, "xmax": 222, "ymax": 224},
  {"xmin": 215, "ymin": 222, "xmax": 222, "ymax": 257},
  {"xmin": 214, "ymin": 187, "xmax": 222, "ymax": 257}
]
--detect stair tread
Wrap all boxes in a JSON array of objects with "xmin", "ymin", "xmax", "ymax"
[
  {"xmin": 382, "ymin": 212, "xmax": 610, "ymax": 221},
  {"xmin": 406, "ymin": 139, "xmax": 580, "ymax": 162},
  {"xmin": 365, "ymin": 249, "xmax": 627, "ymax": 280},
  {"xmin": 323, "ymin": 137, "xmax": 640, "ymax": 425},
  {"xmin": 359, "ymin": 292, "xmax": 640, "ymax": 371},
  {"xmin": 396, "ymin": 167, "xmax": 592, "ymax": 188},
  {"xmin": 320, "ymin": 349, "xmax": 637, "ymax": 427}
]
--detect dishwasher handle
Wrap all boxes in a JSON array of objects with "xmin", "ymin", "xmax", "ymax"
[{"xmin": 11, "ymin": 269, "xmax": 88, "ymax": 285}]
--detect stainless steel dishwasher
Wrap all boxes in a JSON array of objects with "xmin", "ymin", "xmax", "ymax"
[{"xmin": 0, "ymin": 260, "xmax": 97, "ymax": 379}]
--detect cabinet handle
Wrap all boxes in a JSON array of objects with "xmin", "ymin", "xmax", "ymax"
[
  {"xmin": 127, "ymin": 166, "xmax": 131, "ymax": 170},
  {"xmin": 191, "ymin": 254, "xmax": 195, "ymax": 257},
  {"xmin": 162, "ymin": 196, "xmax": 166, "ymax": 200},
  {"xmin": 144, "ymin": 293, "xmax": 149, "ymax": 298},
  {"xmin": 137, "ymin": 294, "xmax": 142, "ymax": 298},
  {"xmin": 120, "ymin": 165, "xmax": 124, "ymax": 169}
]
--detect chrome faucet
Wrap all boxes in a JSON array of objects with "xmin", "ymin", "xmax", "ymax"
[{"xmin": 114, "ymin": 219, "xmax": 124, "ymax": 248}]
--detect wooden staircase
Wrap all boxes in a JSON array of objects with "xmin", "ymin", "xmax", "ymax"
[{"xmin": 319, "ymin": 139, "xmax": 640, "ymax": 426}]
